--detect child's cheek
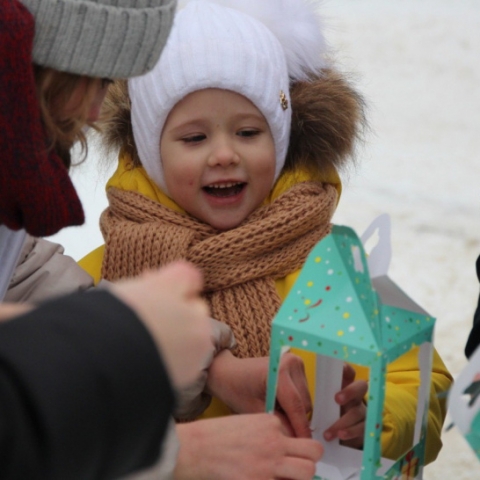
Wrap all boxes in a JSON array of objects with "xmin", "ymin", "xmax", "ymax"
[{"xmin": 178, "ymin": 165, "xmax": 200, "ymax": 189}]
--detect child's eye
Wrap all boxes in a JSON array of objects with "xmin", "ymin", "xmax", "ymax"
[
  {"xmin": 238, "ymin": 129, "xmax": 260, "ymax": 138},
  {"xmin": 182, "ymin": 134, "xmax": 206, "ymax": 143}
]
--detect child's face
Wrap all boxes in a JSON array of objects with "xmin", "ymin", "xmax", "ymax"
[{"xmin": 160, "ymin": 88, "xmax": 276, "ymax": 230}]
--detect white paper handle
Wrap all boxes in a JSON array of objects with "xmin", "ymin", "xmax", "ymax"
[{"xmin": 360, "ymin": 214, "xmax": 392, "ymax": 278}]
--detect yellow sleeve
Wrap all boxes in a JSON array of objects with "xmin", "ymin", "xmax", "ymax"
[
  {"xmin": 78, "ymin": 245, "xmax": 105, "ymax": 285},
  {"xmin": 354, "ymin": 348, "xmax": 452, "ymax": 464}
]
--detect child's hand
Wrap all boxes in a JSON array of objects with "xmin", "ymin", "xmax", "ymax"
[
  {"xmin": 323, "ymin": 363, "xmax": 368, "ymax": 449},
  {"xmin": 206, "ymin": 350, "xmax": 312, "ymax": 438}
]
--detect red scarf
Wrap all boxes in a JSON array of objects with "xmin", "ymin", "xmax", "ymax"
[{"xmin": 0, "ymin": 0, "xmax": 84, "ymax": 236}]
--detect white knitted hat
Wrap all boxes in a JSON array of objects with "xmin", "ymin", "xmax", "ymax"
[
  {"xmin": 21, "ymin": 0, "xmax": 177, "ymax": 78},
  {"xmin": 129, "ymin": 0, "xmax": 329, "ymax": 193}
]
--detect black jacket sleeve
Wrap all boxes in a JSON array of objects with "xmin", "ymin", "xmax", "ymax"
[
  {"xmin": 0, "ymin": 290, "xmax": 175, "ymax": 479},
  {"xmin": 465, "ymin": 256, "xmax": 480, "ymax": 358}
]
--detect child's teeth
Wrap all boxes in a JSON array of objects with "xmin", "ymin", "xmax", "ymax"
[{"xmin": 211, "ymin": 183, "xmax": 239, "ymax": 188}]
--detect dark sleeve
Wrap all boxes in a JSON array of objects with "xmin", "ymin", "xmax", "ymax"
[
  {"xmin": 0, "ymin": 290, "xmax": 175, "ymax": 480},
  {"xmin": 465, "ymin": 256, "xmax": 480, "ymax": 358}
]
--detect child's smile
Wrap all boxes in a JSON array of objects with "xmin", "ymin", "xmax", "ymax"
[
  {"xmin": 160, "ymin": 89, "xmax": 276, "ymax": 230},
  {"xmin": 203, "ymin": 182, "xmax": 246, "ymax": 198}
]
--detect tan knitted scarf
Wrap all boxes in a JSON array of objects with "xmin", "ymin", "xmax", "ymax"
[{"xmin": 101, "ymin": 181, "xmax": 337, "ymax": 358}]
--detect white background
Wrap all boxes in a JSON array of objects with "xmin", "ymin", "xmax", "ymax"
[{"xmin": 51, "ymin": 0, "xmax": 480, "ymax": 476}]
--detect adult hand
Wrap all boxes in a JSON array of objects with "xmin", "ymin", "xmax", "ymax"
[
  {"xmin": 323, "ymin": 363, "xmax": 367, "ymax": 449},
  {"xmin": 206, "ymin": 350, "xmax": 312, "ymax": 437},
  {"xmin": 110, "ymin": 261, "xmax": 212, "ymax": 389},
  {"xmin": 174, "ymin": 414, "xmax": 322, "ymax": 480},
  {"xmin": 0, "ymin": 302, "xmax": 33, "ymax": 321}
]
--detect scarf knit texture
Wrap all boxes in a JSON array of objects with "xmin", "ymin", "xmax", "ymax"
[
  {"xmin": 0, "ymin": 0, "xmax": 84, "ymax": 236},
  {"xmin": 101, "ymin": 181, "xmax": 337, "ymax": 358}
]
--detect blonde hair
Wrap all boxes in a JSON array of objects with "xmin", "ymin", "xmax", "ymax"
[{"xmin": 34, "ymin": 65, "xmax": 99, "ymax": 168}]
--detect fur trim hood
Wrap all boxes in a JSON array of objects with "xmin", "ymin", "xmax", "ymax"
[
  {"xmin": 285, "ymin": 69, "xmax": 365, "ymax": 174},
  {"xmin": 99, "ymin": 68, "xmax": 365, "ymax": 175}
]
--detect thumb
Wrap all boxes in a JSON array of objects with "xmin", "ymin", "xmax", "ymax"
[{"xmin": 155, "ymin": 261, "xmax": 204, "ymax": 298}]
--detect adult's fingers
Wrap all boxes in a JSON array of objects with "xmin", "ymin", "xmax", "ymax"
[
  {"xmin": 274, "ymin": 456, "xmax": 318, "ymax": 480},
  {"xmin": 275, "ymin": 438, "xmax": 322, "ymax": 479},
  {"xmin": 0, "ymin": 303, "xmax": 33, "ymax": 322},
  {"xmin": 276, "ymin": 386, "xmax": 311, "ymax": 438},
  {"xmin": 155, "ymin": 261, "xmax": 204, "ymax": 298},
  {"xmin": 284, "ymin": 354, "xmax": 312, "ymax": 414},
  {"xmin": 277, "ymin": 354, "xmax": 312, "ymax": 438},
  {"xmin": 274, "ymin": 411, "xmax": 295, "ymax": 437},
  {"xmin": 284, "ymin": 437, "xmax": 323, "ymax": 462}
]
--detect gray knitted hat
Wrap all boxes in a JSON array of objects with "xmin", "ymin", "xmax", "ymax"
[{"xmin": 21, "ymin": 0, "xmax": 177, "ymax": 79}]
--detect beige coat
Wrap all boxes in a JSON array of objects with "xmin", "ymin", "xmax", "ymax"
[{"xmin": 5, "ymin": 235, "xmax": 95, "ymax": 303}]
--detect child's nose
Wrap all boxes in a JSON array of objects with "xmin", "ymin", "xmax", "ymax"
[{"xmin": 207, "ymin": 139, "xmax": 240, "ymax": 167}]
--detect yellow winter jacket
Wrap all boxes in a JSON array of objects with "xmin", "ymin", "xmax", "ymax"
[{"xmin": 80, "ymin": 154, "xmax": 452, "ymax": 464}]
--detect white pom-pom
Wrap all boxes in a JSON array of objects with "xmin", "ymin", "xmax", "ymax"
[{"xmin": 180, "ymin": 0, "xmax": 328, "ymax": 81}]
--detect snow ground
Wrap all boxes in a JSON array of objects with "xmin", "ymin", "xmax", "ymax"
[{"xmin": 51, "ymin": 0, "xmax": 480, "ymax": 477}]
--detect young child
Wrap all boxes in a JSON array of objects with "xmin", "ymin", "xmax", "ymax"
[{"xmin": 81, "ymin": 0, "xmax": 452, "ymax": 463}]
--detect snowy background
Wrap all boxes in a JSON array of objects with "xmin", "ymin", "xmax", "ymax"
[{"xmin": 51, "ymin": 0, "xmax": 480, "ymax": 477}]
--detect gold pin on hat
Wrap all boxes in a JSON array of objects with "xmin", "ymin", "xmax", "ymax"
[{"xmin": 279, "ymin": 90, "xmax": 289, "ymax": 111}]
